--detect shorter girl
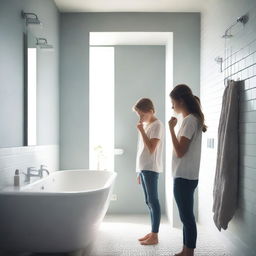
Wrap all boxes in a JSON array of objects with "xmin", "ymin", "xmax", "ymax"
[{"xmin": 133, "ymin": 98, "xmax": 164, "ymax": 245}]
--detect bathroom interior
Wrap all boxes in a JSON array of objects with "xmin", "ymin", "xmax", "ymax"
[{"xmin": 0, "ymin": 0, "xmax": 256, "ymax": 255}]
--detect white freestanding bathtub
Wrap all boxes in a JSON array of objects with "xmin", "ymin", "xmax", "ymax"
[{"xmin": 0, "ymin": 170, "xmax": 116, "ymax": 253}]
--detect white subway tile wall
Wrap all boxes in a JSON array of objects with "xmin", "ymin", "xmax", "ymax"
[
  {"xmin": 200, "ymin": 1, "xmax": 256, "ymax": 255},
  {"xmin": 0, "ymin": 145, "xmax": 59, "ymax": 189}
]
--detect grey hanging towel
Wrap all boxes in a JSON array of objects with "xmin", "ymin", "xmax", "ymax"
[{"xmin": 212, "ymin": 79, "xmax": 242, "ymax": 231}]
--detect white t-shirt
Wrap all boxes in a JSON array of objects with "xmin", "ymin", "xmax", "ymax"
[
  {"xmin": 172, "ymin": 114, "xmax": 202, "ymax": 180},
  {"xmin": 136, "ymin": 119, "xmax": 164, "ymax": 173}
]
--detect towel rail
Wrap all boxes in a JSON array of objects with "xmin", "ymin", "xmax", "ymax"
[{"xmin": 224, "ymin": 63, "xmax": 256, "ymax": 86}]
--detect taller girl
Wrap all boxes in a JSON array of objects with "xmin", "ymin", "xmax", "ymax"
[{"xmin": 168, "ymin": 84, "xmax": 207, "ymax": 256}]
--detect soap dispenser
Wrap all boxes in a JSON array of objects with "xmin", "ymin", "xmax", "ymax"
[{"xmin": 14, "ymin": 169, "xmax": 20, "ymax": 186}]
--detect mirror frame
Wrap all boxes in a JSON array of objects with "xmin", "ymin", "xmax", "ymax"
[{"xmin": 23, "ymin": 31, "xmax": 28, "ymax": 146}]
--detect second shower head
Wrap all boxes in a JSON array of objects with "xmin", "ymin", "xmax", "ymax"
[{"xmin": 36, "ymin": 38, "xmax": 54, "ymax": 51}]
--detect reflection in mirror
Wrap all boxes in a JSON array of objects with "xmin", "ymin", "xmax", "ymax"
[
  {"xmin": 26, "ymin": 30, "xmax": 37, "ymax": 146},
  {"xmin": 27, "ymin": 47, "xmax": 37, "ymax": 145}
]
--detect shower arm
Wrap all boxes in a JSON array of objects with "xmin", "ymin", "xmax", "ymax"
[
  {"xmin": 36, "ymin": 38, "xmax": 48, "ymax": 45},
  {"xmin": 21, "ymin": 11, "xmax": 39, "ymax": 20},
  {"xmin": 222, "ymin": 14, "xmax": 249, "ymax": 38}
]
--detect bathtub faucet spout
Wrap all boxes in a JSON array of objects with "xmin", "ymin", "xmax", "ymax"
[{"xmin": 39, "ymin": 165, "xmax": 50, "ymax": 177}]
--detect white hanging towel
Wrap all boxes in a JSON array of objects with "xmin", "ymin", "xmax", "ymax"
[{"xmin": 212, "ymin": 80, "xmax": 242, "ymax": 231}]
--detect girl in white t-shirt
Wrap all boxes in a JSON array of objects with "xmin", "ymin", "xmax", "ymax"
[
  {"xmin": 168, "ymin": 84, "xmax": 207, "ymax": 256},
  {"xmin": 133, "ymin": 98, "xmax": 164, "ymax": 246}
]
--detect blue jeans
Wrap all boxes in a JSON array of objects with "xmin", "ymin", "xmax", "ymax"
[
  {"xmin": 174, "ymin": 177, "xmax": 198, "ymax": 249},
  {"xmin": 140, "ymin": 170, "xmax": 161, "ymax": 233}
]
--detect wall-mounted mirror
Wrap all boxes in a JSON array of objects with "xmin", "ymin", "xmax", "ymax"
[
  {"xmin": 0, "ymin": 11, "xmax": 56, "ymax": 148},
  {"xmin": 0, "ymin": 28, "xmax": 38, "ymax": 148}
]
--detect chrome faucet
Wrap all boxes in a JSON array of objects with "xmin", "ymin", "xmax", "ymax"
[
  {"xmin": 23, "ymin": 167, "xmax": 40, "ymax": 182},
  {"xmin": 39, "ymin": 165, "xmax": 50, "ymax": 177},
  {"xmin": 23, "ymin": 165, "xmax": 49, "ymax": 183}
]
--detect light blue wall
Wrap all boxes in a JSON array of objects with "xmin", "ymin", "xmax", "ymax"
[
  {"xmin": 108, "ymin": 45, "xmax": 165, "ymax": 213},
  {"xmin": 200, "ymin": 0, "xmax": 256, "ymax": 255},
  {"xmin": 0, "ymin": 0, "xmax": 60, "ymax": 147},
  {"xmin": 59, "ymin": 13, "xmax": 201, "ymax": 173}
]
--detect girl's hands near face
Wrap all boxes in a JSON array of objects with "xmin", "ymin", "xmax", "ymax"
[
  {"xmin": 169, "ymin": 117, "xmax": 177, "ymax": 130},
  {"xmin": 137, "ymin": 121, "xmax": 144, "ymax": 132}
]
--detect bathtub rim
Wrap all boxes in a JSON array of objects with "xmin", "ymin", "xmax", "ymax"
[{"xmin": 0, "ymin": 169, "xmax": 117, "ymax": 196}]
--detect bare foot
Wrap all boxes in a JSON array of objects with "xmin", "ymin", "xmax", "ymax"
[
  {"xmin": 184, "ymin": 247, "xmax": 194, "ymax": 256},
  {"xmin": 174, "ymin": 247, "xmax": 185, "ymax": 256},
  {"xmin": 140, "ymin": 234, "xmax": 158, "ymax": 245},
  {"xmin": 174, "ymin": 251, "xmax": 184, "ymax": 256},
  {"xmin": 138, "ymin": 233, "xmax": 151, "ymax": 241}
]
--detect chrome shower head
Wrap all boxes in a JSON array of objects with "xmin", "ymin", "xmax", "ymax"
[
  {"xmin": 237, "ymin": 14, "xmax": 249, "ymax": 25},
  {"xmin": 39, "ymin": 44, "xmax": 54, "ymax": 50},
  {"xmin": 22, "ymin": 11, "xmax": 42, "ymax": 27},
  {"xmin": 222, "ymin": 32, "xmax": 233, "ymax": 39},
  {"xmin": 36, "ymin": 38, "xmax": 54, "ymax": 51},
  {"xmin": 222, "ymin": 14, "xmax": 249, "ymax": 39}
]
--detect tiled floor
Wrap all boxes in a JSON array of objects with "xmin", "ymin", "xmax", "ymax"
[
  {"xmin": 1, "ymin": 215, "xmax": 232, "ymax": 256},
  {"xmin": 88, "ymin": 215, "xmax": 231, "ymax": 256}
]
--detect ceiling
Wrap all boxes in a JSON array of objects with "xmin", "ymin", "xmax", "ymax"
[
  {"xmin": 90, "ymin": 32, "xmax": 173, "ymax": 46},
  {"xmin": 54, "ymin": 0, "xmax": 206, "ymax": 13}
]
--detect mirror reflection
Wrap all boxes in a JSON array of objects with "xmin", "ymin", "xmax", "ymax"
[{"xmin": 26, "ymin": 29, "xmax": 37, "ymax": 146}]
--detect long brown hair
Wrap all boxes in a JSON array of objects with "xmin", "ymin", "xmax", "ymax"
[
  {"xmin": 170, "ymin": 84, "xmax": 207, "ymax": 132},
  {"xmin": 133, "ymin": 98, "xmax": 155, "ymax": 113}
]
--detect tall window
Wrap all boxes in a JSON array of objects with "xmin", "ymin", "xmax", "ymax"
[{"xmin": 89, "ymin": 47, "xmax": 115, "ymax": 171}]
